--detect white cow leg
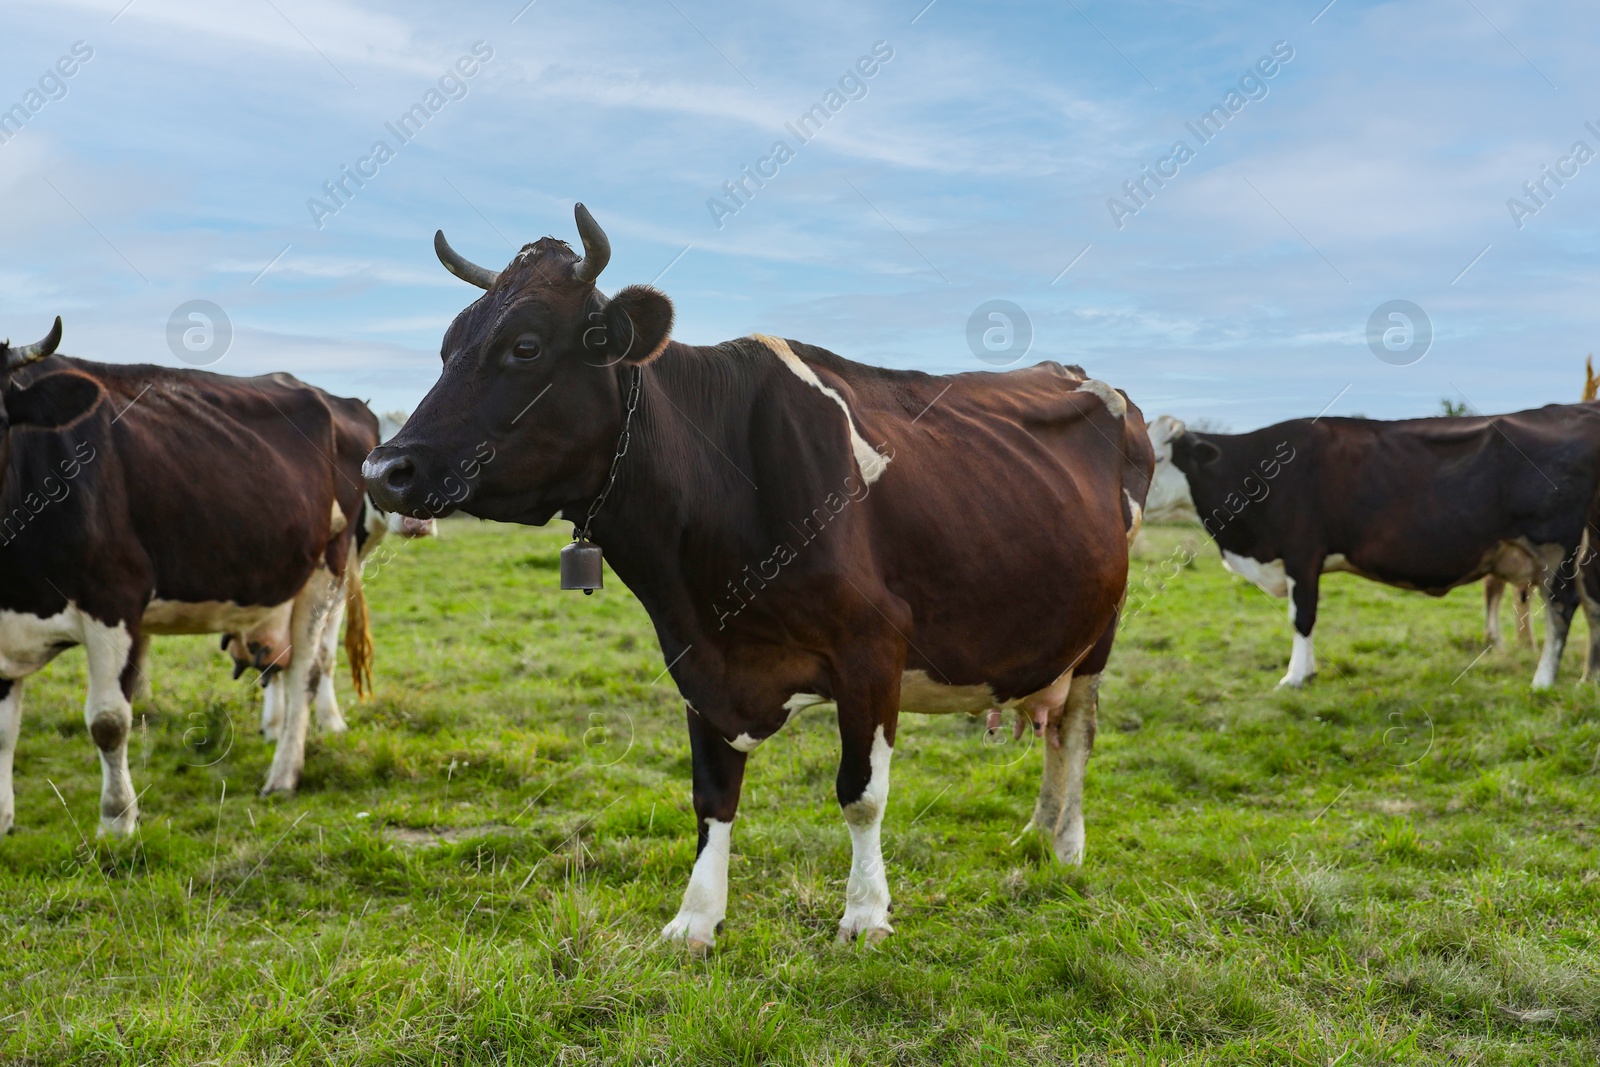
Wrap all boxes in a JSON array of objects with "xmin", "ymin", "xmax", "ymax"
[
  {"xmin": 1282, "ymin": 631, "xmax": 1317, "ymax": 688},
  {"xmin": 662, "ymin": 704, "xmax": 747, "ymax": 952},
  {"xmin": 0, "ymin": 679, "xmax": 23, "ymax": 836},
  {"xmin": 1048, "ymin": 673, "xmax": 1099, "ymax": 865},
  {"xmin": 82, "ymin": 619, "xmax": 139, "ymax": 836},
  {"xmin": 662, "ymin": 818, "xmax": 732, "ymax": 950},
  {"xmin": 838, "ymin": 724, "xmax": 893, "ymax": 943},
  {"xmin": 1533, "ymin": 574, "xmax": 1578, "ymax": 691},
  {"xmin": 313, "ymin": 596, "xmax": 347, "ymax": 734},
  {"xmin": 260, "ymin": 675, "xmax": 285, "ymax": 740},
  {"xmin": 1279, "ymin": 573, "xmax": 1319, "ymax": 688},
  {"xmin": 261, "ymin": 570, "xmax": 341, "ymax": 796}
]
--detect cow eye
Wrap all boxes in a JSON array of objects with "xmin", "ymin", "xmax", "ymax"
[{"xmin": 510, "ymin": 336, "xmax": 542, "ymax": 362}]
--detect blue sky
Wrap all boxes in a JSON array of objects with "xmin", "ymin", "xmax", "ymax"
[{"xmin": 2, "ymin": 0, "xmax": 1596, "ymax": 430}]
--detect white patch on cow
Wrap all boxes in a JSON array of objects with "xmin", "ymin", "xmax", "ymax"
[
  {"xmin": 0, "ymin": 606, "xmax": 81, "ymax": 678},
  {"xmin": 1322, "ymin": 553, "xmax": 1350, "ymax": 573},
  {"xmin": 0, "ymin": 678, "xmax": 23, "ymax": 835},
  {"xmin": 753, "ymin": 334, "xmax": 889, "ymax": 485},
  {"xmin": 1123, "ymin": 489, "xmax": 1144, "ymax": 542},
  {"xmin": 662, "ymin": 818, "xmax": 731, "ymax": 950},
  {"xmin": 1075, "ymin": 379, "xmax": 1126, "ymax": 419},
  {"xmin": 329, "ymin": 500, "xmax": 347, "ymax": 536},
  {"xmin": 1281, "ymin": 632, "xmax": 1317, "ymax": 688},
  {"xmin": 784, "ymin": 692, "xmax": 829, "ymax": 714},
  {"xmin": 897, "ymin": 669, "xmax": 995, "ymax": 716},
  {"xmin": 1222, "ymin": 551, "xmax": 1289, "ymax": 598},
  {"xmin": 142, "ymin": 599, "xmax": 289, "ymax": 637},
  {"xmin": 1286, "ymin": 576, "xmax": 1297, "ymax": 626},
  {"xmin": 729, "ymin": 733, "xmax": 762, "ymax": 752},
  {"xmin": 839, "ymin": 725, "xmax": 894, "ymax": 942}
]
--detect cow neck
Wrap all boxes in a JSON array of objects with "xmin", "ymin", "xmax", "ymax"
[
  {"xmin": 571, "ymin": 362, "xmax": 642, "ymax": 544},
  {"xmin": 583, "ymin": 344, "xmax": 734, "ymax": 623}
]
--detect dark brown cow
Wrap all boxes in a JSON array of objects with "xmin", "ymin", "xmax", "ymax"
[
  {"xmin": 365, "ymin": 205, "xmax": 1152, "ymax": 949},
  {"xmin": 1166, "ymin": 409, "xmax": 1600, "ymax": 690},
  {"xmin": 0, "ymin": 353, "xmax": 377, "ymax": 836}
]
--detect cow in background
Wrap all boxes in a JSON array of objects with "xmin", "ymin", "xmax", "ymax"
[
  {"xmin": 1167, "ymin": 407, "xmax": 1600, "ymax": 691},
  {"xmin": 1153, "ymin": 354, "xmax": 1600, "ymax": 652},
  {"xmin": 0, "ymin": 352, "xmax": 375, "ymax": 836}
]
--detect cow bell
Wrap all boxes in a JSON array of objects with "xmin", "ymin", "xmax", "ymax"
[{"xmin": 560, "ymin": 539, "xmax": 605, "ymax": 594}]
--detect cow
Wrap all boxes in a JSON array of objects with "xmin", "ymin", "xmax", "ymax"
[
  {"xmin": 1151, "ymin": 413, "xmax": 1544, "ymax": 652},
  {"xmin": 0, "ymin": 352, "xmax": 377, "ymax": 837},
  {"xmin": 364, "ymin": 204, "xmax": 1153, "ymax": 949},
  {"xmin": 1164, "ymin": 409, "xmax": 1600, "ymax": 690}
]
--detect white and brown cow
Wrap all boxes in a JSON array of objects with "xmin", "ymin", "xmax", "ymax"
[
  {"xmin": 365, "ymin": 205, "xmax": 1153, "ymax": 949},
  {"xmin": 0, "ymin": 347, "xmax": 378, "ymax": 836}
]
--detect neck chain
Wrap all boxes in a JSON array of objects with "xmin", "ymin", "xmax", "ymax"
[{"xmin": 575, "ymin": 364, "xmax": 643, "ymax": 543}]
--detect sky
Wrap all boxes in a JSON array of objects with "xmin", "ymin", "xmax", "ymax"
[{"xmin": 2, "ymin": 0, "xmax": 1597, "ymax": 431}]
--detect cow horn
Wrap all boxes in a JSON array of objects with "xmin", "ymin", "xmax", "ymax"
[
  {"xmin": 5, "ymin": 316, "xmax": 62, "ymax": 370},
  {"xmin": 571, "ymin": 203, "xmax": 610, "ymax": 284},
  {"xmin": 434, "ymin": 231, "xmax": 499, "ymax": 290}
]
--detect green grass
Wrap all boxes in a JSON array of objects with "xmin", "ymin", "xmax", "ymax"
[{"xmin": 2, "ymin": 520, "xmax": 1598, "ymax": 1064}]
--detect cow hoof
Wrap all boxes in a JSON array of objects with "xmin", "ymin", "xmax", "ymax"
[
  {"xmin": 98, "ymin": 808, "xmax": 139, "ymax": 837},
  {"xmin": 0, "ymin": 810, "xmax": 13, "ymax": 837},
  {"xmin": 1052, "ymin": 819, "xmax": 1086, "ymax": 865},
  {"xmin": 837, "ymin": 923, "xmax": 893, "ymax": 946},
  {"xmin": 259, "ymin": 778, "xmax": 298, "ymax": 798},
  {"xmin": 661, "ymin": 912, "xmax": 719, "ymax": 954},
  {"xmin": 321, "ymin": 716, "xmax": 348, "ymax": 735}
]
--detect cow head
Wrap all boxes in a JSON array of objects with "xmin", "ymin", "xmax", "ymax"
[{"xmin": 364, "ymin": 204, "xmax": 673, "ymax": 525}]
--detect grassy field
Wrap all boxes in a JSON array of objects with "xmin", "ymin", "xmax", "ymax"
[{"xmin": 2, "ymin": 520, "xmax": 1598, "ymax": 1065}]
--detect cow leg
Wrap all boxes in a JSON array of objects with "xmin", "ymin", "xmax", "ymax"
[
  {"xmin": 1579, "ymin": 549, "xmax": 1600, "ymax": 682},
  {"xmin": 261, "ymin": 570, "xmax": 342, "ymax": 796},
  {"xmin": 260, "ymin": 676, "xmax": 285, "ymax": 740},
  {"xmin": 1049, "ymin": 673, "xmax": 1101, "ymax": 864},
  {"xmin": 1533, "ymin": 550, "xmax": 1580, "ymax": 690},
  {"xmin": 1280, "ymin": 571, "xmax": 1320, "ymax": 688},
  {"xmin": 1515, "ymin": 583, "xmax": 1535, "ymax": 648},
  {"xmin": 313, "ymin": 594, "xmax": 347, "ymax": 734},
  {"xmin": 1485, "ymin": 576, "xmax": 1506, "ymax": 650},
  {"xmin": 1031, "ymin": 618, "xmax": 1117, "ymax": 862},
  {"xmin": 662, "ymin": 703, "xmax": 747, "ymax": 953},
  {"xmin": 0, "ymin": 679, "xmax": 22, "ymax": 835},
  {"xmin": 835, "ymin": 671, "xmax": 901, "ymax": 945},
  {"xmin": 83, "ymin": 620, "xmax": 139, "ymax": 836}
]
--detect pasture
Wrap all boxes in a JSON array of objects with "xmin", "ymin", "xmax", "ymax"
[{"xmin": 2, "ymin": 520, "xmax": 1598, "ymax": 1065}]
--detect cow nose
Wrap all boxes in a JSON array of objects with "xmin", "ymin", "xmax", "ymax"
[
  {"xmin": 379, "ymin": 455, "xmax": 415, "ymax": 491},
  {"xmin": 363, "ymin": 447, "xmax": 418, "ymax": 509}
]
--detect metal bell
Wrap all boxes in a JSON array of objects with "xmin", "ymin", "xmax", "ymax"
[{"xmin": 560, "ymin": 539, "xmax": 605, "ymax": 594}]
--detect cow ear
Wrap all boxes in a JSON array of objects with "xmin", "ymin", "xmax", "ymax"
[
  {"xmin": 1192, "ymin": 439, "xmax": 1222, "ymax": 465},
  {"xmin": 597, "ymin": 285, "xmax": 673, "ymax": 364},
  {"xmin": 6, "ymin": 371, "xmax": 104, "ymax": 429}
]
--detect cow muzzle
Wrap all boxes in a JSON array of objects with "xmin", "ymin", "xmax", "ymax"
[{"xmin": 364, "ymin": 444, "xmax": 437, "ymax": 517}]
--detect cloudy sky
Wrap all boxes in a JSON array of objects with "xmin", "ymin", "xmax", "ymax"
[{"xmin": 2, "ymin": 0, "xmax": 1596, "ymax": 429}]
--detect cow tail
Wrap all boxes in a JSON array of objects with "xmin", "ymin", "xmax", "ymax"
[{"xmin": 344, "ymin": 564, "xmax": 375, "ymax": 700}]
